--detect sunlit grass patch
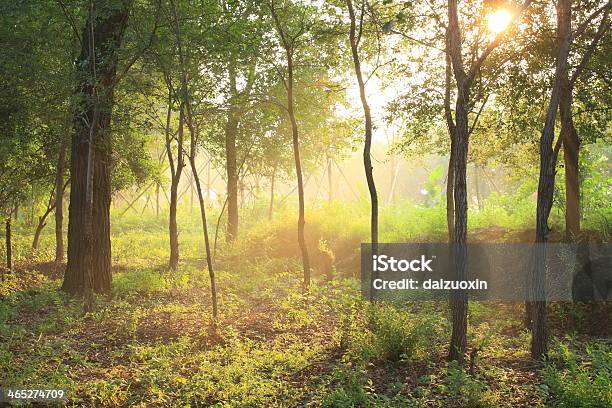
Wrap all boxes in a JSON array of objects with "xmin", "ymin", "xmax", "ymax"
[{"xmin": 541, "ymin": 341, "xmax": 612, "ymax": 408}]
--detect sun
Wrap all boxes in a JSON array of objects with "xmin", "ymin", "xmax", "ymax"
[{"xmin": 486, "ymin": 9, "xmax": 513, "ymax": 34}]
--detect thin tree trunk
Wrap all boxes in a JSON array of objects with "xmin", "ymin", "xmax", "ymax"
[
  {"xmin": 225, "ymin": 62, "xmax": 239, "ymax": 241},
  {"xmin": 327, "ymin": 156, "xmax": 333, "ymax": 202},
  {"xmin": 446, "ymin": 139, "xmax": 455, "ymax": 242},
  {"xmin": 206, "ymin": 158, "xmax": 211, "ymax": 203},
  {"xmin": 168, "ymin": 107, "xmax": 184, "ymax": 271},
  {"xmin": 347, "ymin": 0, "xmax": 378, "ymax": 254},
  {"xmin": 189, "ymin": 172, "xmax": 194, "ymax": 213},
  {"xmin": 388, "ymin": 157, "xmax": 400, "ymax": 204},
  {"xmin": 287, "ymin": 56, "xmax": 311, "ymax": 286},
  {"xmin": 55, "ymin": 141, "xmax": 67, "ymax": 263},
  {"xmin": 269, "ymin": 166, "xmax": 276, "ymax": 221},
  {"xmin": 225, "ymin": 112, "xmax": 239, "ymax": 241},
  {"xmin": 444, "ymin": 28, "xmax": 456, "ymax": 243},
  {"xmin": 239, "ymin": 178, "xmax": 245, "ymax": 209},
  {"xmin": 269, "ymin": 3, "xmax": 311, "ymax": 287},
  {"xmin": 156, "ymin": 183, "xmax": 160, "ymax": 217},
  {"xmin": 5, "ymin": 215, "xmax": 11, "ymax": 273},
  {"xmin": 168, "ymin": 0, "xmax": 218, "ymax": 320},
  {"xmin": 474, "ymin": 165, "xmax": 483, "ymax": 211},
  {"xmin": 189, "ymin": 151, "xmax": 218, "ymax": 319},
  {"xmin": 32, "ymin": 209, "xmax": 52, "ymax": 251}
]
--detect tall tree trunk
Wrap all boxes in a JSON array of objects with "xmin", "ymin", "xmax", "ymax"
[
  {"xmin": 286, "ymin": 54, "xmax": 311, "ymax": 286},
  {"xmin": 347, "ymin": 0, "xmax": 378, "ymax": 254},
  {"xmin": 168, "ymin": 107, "xmax": 184, "ymax": 271},
  {"xmin": 531, "ymin": 0, "xmax": 572, "ymax": 360},
  {"xmin": 169, "ymin": 0, "xmax": 217, "ymax": 318},
  {"xmin": 55, "ymin": 141, "xmax": 67, "ymax": 263},
  {"xmin": 269, "ymin": 3, "xmax": 310, "ymax": 286},
  {"xmin": 449, "ymin": 81, "xmax": 470, "ymax": 363},
  {"xmin": 63, "ymin": 0, "xmax": 130, "ymax": 295},
  {"xmin": 444, "ymin": 0, "xmax": 534, "ymax": 361},
  {"xmin": 447, "ymin": 0, "xmax": 469, "ymax": 363}
]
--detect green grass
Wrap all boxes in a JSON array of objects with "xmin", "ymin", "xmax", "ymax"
[{"xmin": 1, "ymin": 199, "xmax": 609, "ymax": 406}]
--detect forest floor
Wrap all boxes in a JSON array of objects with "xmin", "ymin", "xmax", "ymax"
[{"xmin": 1, "ymin": 208, "xmax": 610, "ymax": 407}]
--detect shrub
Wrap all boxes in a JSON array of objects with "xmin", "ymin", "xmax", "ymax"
[
  {"xmin": 541, "ymin": 342, "xmax": 612, "ymax": 408},
  {"xmin": 348, "ymin": 303, "xmax": 445, "ymax": 363}
]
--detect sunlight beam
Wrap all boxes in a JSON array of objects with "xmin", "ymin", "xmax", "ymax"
[{"xmin": 486, "ymin": 9, "xmax": 513, "ymax": 34}]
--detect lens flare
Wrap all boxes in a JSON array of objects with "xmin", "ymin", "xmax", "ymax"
[{"xmin": 486, "ymin": 9, "xmax": 513, "ymax": 34}]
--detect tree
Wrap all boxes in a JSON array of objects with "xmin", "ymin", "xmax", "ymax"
[
  {"xmin": 345, "ymin": 0, "xmax": 379, "ymax": 257},
  {"xmin": 212, "ymin": 1, "xmax": 267, "ymax": 241},
  {"xmin": 63, "ymin": 0, "xmax": 133, "ymax": 295},
  {"xmin": 559, "ymin": 1, "xmax": 610, "ymax": 240},
  {"xmin": 445, "ymin": 0, "xmax": 533, "ymax": 363},
  {"xmin": 0, "ymin": 0, "xmax": 74, "ymax": 272},
  {"xmin": 267, "ymin": 0, "xmax": 314, "ymax": 286},
  {"xmin": 166, "ymin": 0, "xmax": 219, "ymax": 319}
]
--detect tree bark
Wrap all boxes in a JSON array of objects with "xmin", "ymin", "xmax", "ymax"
[
  {"xmin": 63, "ymin": 0, "xmax": 130, "ymax": 295},
  {"xmin": 168, "ymin": 0, "xmax": 218, "ymax": 318},
  {"xmin": 55, "ymin": 141, "xmax": 67, "ymax": 263},
  {"xmin": 531, "ymin": 0, "xmax": 572, "ymax": 360},
  {"xmin": 447, "ymin": 0, "xmax": 469, "ymax": 363},
  {"xmin": 347, "ymin": 0, "xmax": 378, "ymax": 253},
  {"xmin": 225, "ymin": 108, "xmax": 239, "ymax": 241},
  {"xmin": 269, "ymin": 2, "xmax": 311, "ymax": 287},
  {"xmin": 268, "ymin": 166, "xmax": 276, "ymax": 221},
  {"xmin": 561, "ymin": 87, "xmax": 580, "ymax": 241},
  {"xmin": 444, "ymin": 29, "xmax": 456, "ymax": 243},
  {"xmin": 155, "ymin": 182, "xmax": 160, "ymax": 217},
  {"xmin": 449, "ymin": 81, "xmax": 470, "ymax": 364},
  {"xmin": 5, "ymin": 216, "xmax": 11, "ymax": 273},
  {"xmin": 388, "ymin": 157, "xmax": 400, "ymax": 204},
  {"xmin": 190, "ymin": 155, "xmax": 218, "ymax": 319},
  {"xmin": 33, "ymin": 187, "xmax": 58, "ymax": 251},
  {"xmin": 168, "ymin": 106, "xmax": 184, "ymax": 270},
  {"xmin": 446, "ymin": 137, "xmax": 455, "ymax": 242},
  {"xmin": 287, "ymin": 55, "xmax": 311, "ymax": 287},
  {"xmin": 327, "ymin": 156, "xmax": 333, "ymax": 202},
  {"xmin": 474, "ymin": 165, "xmax": 483, "ymax": 211},
  {"xmin": 32, "ymin": 212, "xmax": 50, "ymax": 251}
]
